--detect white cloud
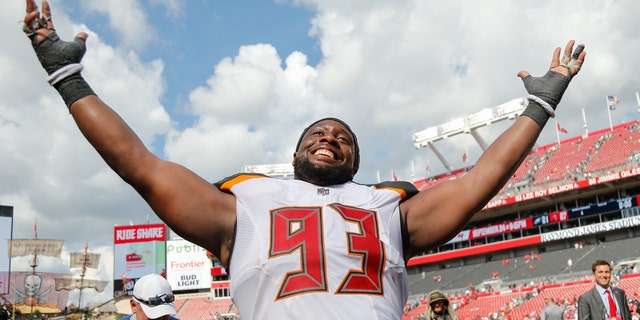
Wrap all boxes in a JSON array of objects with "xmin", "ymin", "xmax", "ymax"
[
  {"xmin": 149, "ymin": 0, "xmax": 186, "ymax": 19},
  {"xmin": 2, "ymin": 2, "xmax": 169, "ymax": 252},
  {"xmin": 83, "ymin": 0, "xmax": 154, "ymax": 51},
  {"xmin": 188, "ymin": 44, "xmax": 282, "ymax": 121}
]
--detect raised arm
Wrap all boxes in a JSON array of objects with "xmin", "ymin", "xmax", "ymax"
[
  {"xmin": 23, "ymin": 0, "xmax": 237, "ymax": 266},
  {"xmin": 401, "ymin": 40, "xmax": 586, "ymax": 258}
]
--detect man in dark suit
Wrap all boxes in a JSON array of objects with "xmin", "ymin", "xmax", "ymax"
[{"xmin": 578, "ymin": 260, "xmax": 631, "ymax": 320}]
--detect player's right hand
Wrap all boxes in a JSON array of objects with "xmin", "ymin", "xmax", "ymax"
[{"xmin": 24, "ymin": 0, "xmax": 89, "ymax": 76}]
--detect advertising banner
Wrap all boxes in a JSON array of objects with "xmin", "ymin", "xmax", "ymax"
[
  {"xmin": 166, "ymin": 239, "xmax": 211, "ymax": 291},
  {"xmin": 113, "ymin": 224, "xmax": 167, "ymax": 297}
]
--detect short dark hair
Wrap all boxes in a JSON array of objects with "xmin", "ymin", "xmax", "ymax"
[{"xmin": 592, "ymin": 260, "xmax": 611, "ymax": 273}]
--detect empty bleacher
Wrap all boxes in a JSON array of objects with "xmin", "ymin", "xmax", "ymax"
[
  {"xmin": 532, "ymin": 134, "xmax": 601, "ymax": 186},
  {"xmin": 174, "ymin": 294, "xmax": 235, "ymax": 319},
  {"xmin": 409, "ymin": 264, "xmax": 482, "ymax": 297},
  {"xmin": 414, "ymin": 120, "xmax": 640, "ymax": 201},
  {"xmin": 583, "ymin": 123, "xmax": 640, "ymax": 174}
]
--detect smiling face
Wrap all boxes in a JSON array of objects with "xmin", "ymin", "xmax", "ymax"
[
  {"xmin": 293, "ymin": 119, "xmax": 358, "ymax": 186},
  {"xmin": 593, "ymin": 263, "xmax": 612, "ymax": 288}
]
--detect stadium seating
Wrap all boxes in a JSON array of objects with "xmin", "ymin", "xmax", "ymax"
[
  {"xmin": 416, "ymin": 120, "xmax": 640, "ymax": 201},
  {"xmin": 403, "ymin": 237, "xmax": 640, "ymax": 320},
  {"xmin": 583, "ymin": 124, "xmax": 640, "ymax": 174},
  {"xmin": 531, "ymin": 134, "xmax": 601, "ymax": 186},
  {"xmin": 174, "ymin": 295, "xmax": 234, "ymax": 319}
]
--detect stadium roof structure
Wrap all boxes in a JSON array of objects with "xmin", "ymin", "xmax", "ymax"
[
  {"xmin": 242, "ymin": 163, "xmax": 294, "ymax": 178},
  {"xmin": 412, "ymin": 97, "xmax": 528, "ymax": 173}
]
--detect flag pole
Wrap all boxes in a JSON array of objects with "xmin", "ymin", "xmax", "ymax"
[
  {"xmin": 606, "ymin": 95, "xmax": 613, "ymax": 132},
  {"xmin": 554, "ymin": 120, "xmax": 560, "ymax": 145},
  {"xmin": 582, "ymin": 108, "xmax": 589, "ymax": 136},
  {"xmin": 636, "ymin": 91, "xmax": 640, "ymax": 112}
]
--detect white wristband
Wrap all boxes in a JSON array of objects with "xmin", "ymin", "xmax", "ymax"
[
  {"xmin": 48, "ymin": 63, "xmax": 84, "ymax": 86},
  {"xmin": 527, "ymin": 94, "xmax": 555, "ymax": 118}
]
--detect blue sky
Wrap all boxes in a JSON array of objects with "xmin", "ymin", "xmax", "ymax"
[
  {"xmin": 2, "ymin": 0, "xmax": 640, "ymax": 307},
  {"xmin": 136, "ymin": 1, "xmax": 321, "ymax": 126},
  {"xmin": 64, "ymin": 0, "xmax": 322, "ymax": 130}
]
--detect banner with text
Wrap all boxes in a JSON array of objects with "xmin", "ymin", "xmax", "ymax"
[
  {"xmin": 541, "ymin": 216, "xmax": 640, "ymax": 242},
  {"xmin": 113, "ymin": 224, "xmax": 167, "ymax": 297},
  {"xmin": 166, "ymin": 239, "xmax": 211, "ymax": 291},
  {"xmin": 447, "ymin": 218, "xmax": 533, "ymax": 244},
  {"xmin": 484, "ymin": 166, "xmax": 640, "ymax": 209},
  {"xmin": 9, "ymin": 239, "xmax": 64, "ymax": 258}
]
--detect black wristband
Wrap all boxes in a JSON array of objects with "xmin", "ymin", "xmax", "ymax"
[
  {"xmin": 52, "ymin": 73, "xmax": 96, "ymax": 108},
  {"xmin": 520, "ymin": 100, "xmax": 550, "ymax": 128}
]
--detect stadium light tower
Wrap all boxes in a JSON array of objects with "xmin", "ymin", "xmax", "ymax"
[
  {"xmin": 243, "ymin": 163, "xmax": 294, "ymax": 179},
  {"xmin": 412, "ymin": 98, "xmax": 528, "ymax": 173}
]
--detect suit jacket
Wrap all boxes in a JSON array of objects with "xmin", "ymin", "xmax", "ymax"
[
  {"xmin": 578, "ymin": 286, "xmax": 631, "ymax": 320},
  {"xmin": 541, "ymin": 302, "xmax": 565, "ymax": 320}
]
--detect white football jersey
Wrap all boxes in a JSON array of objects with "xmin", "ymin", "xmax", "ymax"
[{"xmin": 217, "ymin": 175, "xmax": 417, "ymax": 320}]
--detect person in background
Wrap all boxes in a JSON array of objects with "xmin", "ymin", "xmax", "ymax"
[
  {"xmin": 423, "ymin": 290, "xmax": 459, "ymax": 320},
  {"xmin": 578, "ymin": 260, "xmax": 632, "ymax": 320},
  {"xmin": 121, "ymin": 274, "xmax": 179, "ymax": 320},
  {"xmin": 540, "ymin": 295, "xmax": 564, "ymax": 320}
]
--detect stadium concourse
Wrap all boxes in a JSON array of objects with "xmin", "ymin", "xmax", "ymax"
[{"xmin": 402, "ymin": 119, "xmax": 640, "ymax": 320}]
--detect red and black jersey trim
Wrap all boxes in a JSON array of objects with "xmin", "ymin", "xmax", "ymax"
[
  {"xmin": 214, "ymin": 174, "xmax": 419, "ymax": 202},
  {"xmin": 368, "ymin": 181, "xmax": 419, "ymax": 202},
  {"xmin": 213, "ymin": 173, "xmax": 269, "ymax": 193}
]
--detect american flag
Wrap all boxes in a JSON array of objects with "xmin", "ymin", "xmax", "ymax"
[{"xmin": 607, "ymin": 95, "xmax": 620, "ymax": 110}]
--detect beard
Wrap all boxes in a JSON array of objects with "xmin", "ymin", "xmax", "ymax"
[{"xmin": 293, "ymin": 156, "xmax": 353, "ymax": 186}]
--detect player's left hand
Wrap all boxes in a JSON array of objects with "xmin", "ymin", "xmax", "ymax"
[{"xmin": 516, "ymin": 40, "xmax": 587, "ymax": 111}]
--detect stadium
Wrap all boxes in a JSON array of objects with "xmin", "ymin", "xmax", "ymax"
[
  {"xmin": 400, "ymin": 106, "xmax": 640, "ymax": 319},
  {"xmin": 3, "ymin": 101, "xmax": 640, "ymax": 320}
]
